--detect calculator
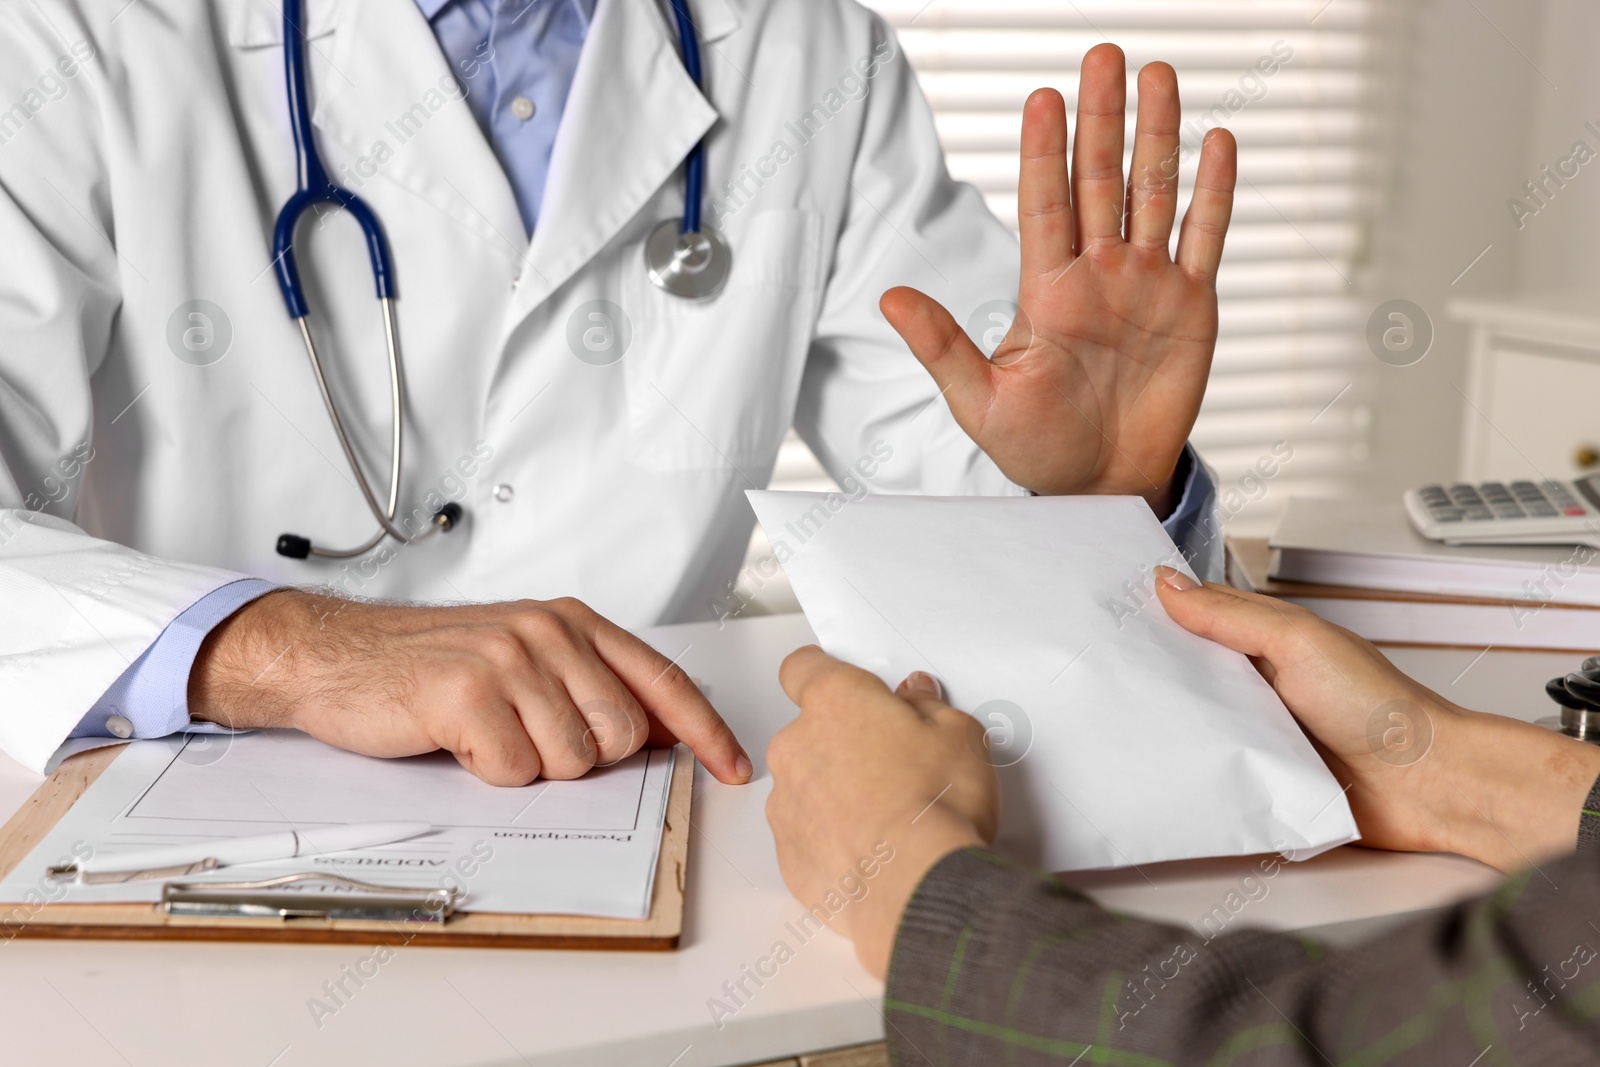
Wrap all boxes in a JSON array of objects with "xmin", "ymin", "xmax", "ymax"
[{"xmin": 1404, "ymin": 476, "xmax": 1600, "ymax": 547}]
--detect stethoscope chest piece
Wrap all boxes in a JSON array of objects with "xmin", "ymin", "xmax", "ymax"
[
  {"xmin": 646, "ymin": 219, "xmax": 731, "ymax": 300},
  {"xmin": 1540, "ymin": 659, "xmax": 1600, "ymax": 745}
]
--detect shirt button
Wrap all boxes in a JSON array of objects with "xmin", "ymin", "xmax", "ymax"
[
  {"xmin": 493, "ymin": 484, "xmax": 515, "ymax": 503},
  {"xmin": 105, "ymin": 714, "xmax": 134, "ymax": 739},
  {"xmin": 510, "ymin": 96, "xmax": 536, "ymax": 121}
]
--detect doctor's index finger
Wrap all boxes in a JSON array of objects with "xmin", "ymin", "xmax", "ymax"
[{"xmin": 578, "ymin": 610, "xmax": 752, "ymax": 784}]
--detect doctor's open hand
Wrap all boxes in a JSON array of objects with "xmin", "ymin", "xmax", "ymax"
[
  {"xmin": 1153, "ymin": 569, "xmax": 1600, "ymax": 872},
  {"xmin": 882, "ymin": 44, "xmax": 1237, "ymax": 515},
  {"xmin": 187, "ymin": 590, "xmax": 753, "ymax": 787}
]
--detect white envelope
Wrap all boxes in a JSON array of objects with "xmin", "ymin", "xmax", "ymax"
[{"xmin": 746, "ymin": 491, "xmax": 1359, "ymax": 871}]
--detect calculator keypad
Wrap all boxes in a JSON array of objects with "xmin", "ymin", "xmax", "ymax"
[{"xmin": 1417, "ymin": 480, "xmax": 1589, "ymax": 523}]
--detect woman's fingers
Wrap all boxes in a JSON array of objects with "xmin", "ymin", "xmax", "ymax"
[
  {"xmin": 1154, "ymin": 568, "xmax": 1371, "ymax": 694},
  {"xmin": 894, "ymin": 670, "xmax": 953, "ymax": 720},
  {"xmin": 1153, "ymin": 567, "xmax": 1304, "ymax": 661},
  {"xmin": 780, "ymin": 645, "xmax": 896, "ymax": 712}
]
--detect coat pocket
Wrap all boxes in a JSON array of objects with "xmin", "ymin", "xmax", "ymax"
[{"xmin": 621, "ymin": 208, "xmax": 822, "ymax": 475}]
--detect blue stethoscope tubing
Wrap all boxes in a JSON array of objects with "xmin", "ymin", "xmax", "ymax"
[
  {"xmin": 647, "ymin": 1, "xmax": 731, "ymax": 298},
  {"xmin": 268, "ymin": 0, "xmax": 720, "ymax": 560},
  {"xmin": 669, "ymin": 0, "xmax": 706, "ymax": 236},
  {"xmin": 271, "ymin": 0, "xmax": 420, "ymax": 560},
  {"xmin": 272, "ymin": 0, "xmax": 394, "ymax": 318}
]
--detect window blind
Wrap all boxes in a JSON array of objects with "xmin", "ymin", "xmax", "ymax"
[
  {"xmin": 742, "ymin": 0, "xmax": 1383, "ymax": 614},
  {"xmin": 771, "ymin": 0, "xmax": 1381, "ymax": 527}
]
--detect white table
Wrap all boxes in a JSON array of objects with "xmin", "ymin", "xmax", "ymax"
[{"xmin": 0, "ymin": 614, "xmax": 1578, "ymax": 1066}]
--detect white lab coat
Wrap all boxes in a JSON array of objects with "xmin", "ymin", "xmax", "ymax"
[{"xmin": 0, "ymin": 0, "xmax": 1037, "ymax": 771}]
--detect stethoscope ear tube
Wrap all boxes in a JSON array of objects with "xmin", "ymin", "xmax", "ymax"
[
  {"xmin": 272, "ymin": 191, "xmax": 397, "ymax": 320},
  {"xmin": 1547, "ymin": 676, "xmax": 1590, "ymax": 710},
  {"xmin": 274, "ymin": 300, "xmax": 462, "ymax": 559},
  {"xmin": 668, "ymin": 0, "xmax": 704, "ymax": 236},
  {"xmin": 270, "ymin": 0, "xmax": 718, "ymax": 561},
  {"xmin": 271, "ymin": 0, "xmax": 457, "ymax": 561},
  {"xmin": 273, "ymin": 0, "xmax": 395, "ymax": 315}
]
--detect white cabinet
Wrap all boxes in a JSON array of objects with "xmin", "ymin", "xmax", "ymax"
[{"xmin": 1450, "ymin": 298, "xmax": 1600, "ymax": 481}]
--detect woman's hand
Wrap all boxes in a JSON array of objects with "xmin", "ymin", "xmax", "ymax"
[
  {"xmin": 767, "ymin": 647, "xmax": 999, "ymax": 978},
  {"xmin": 1154, "ymin": 567, "xmax": 1600, "ymax": 871}
]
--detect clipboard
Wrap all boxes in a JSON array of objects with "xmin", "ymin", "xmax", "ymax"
[{"xmin": 0, "ymin": 743, "xmax": 694, "ymax": 950}]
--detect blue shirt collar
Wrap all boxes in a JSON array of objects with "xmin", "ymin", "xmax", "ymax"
[
  {"xmin": 413, "ymin": 0, "xmax": 455, "ymax": 22},
  {"xmin": 414, "ymin": 0, "xmax": 596, "ymax": 29}
]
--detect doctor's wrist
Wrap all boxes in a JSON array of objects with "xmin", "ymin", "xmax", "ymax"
[
  {"xmin": 188, "ymin": 588, "xmax": 344, "ymax": 732},
  {"xmin": 1045, "ymin": 463, "xmax": 1182, "ymax": 519}
]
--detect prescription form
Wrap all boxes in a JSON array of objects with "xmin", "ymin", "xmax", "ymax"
[{"xmin": 0, "ymin": 731, "xmax": 676, "ymax": 918}]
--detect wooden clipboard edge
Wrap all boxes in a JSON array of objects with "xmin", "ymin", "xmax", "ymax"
[{"xmin": 0, "ymin": 742, "xmax": 693, "ymax": 951}]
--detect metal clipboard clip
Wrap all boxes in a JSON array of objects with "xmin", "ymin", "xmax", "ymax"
[{"xmin": 161, "ymin": 872, "xmax": 460, "ymax": 923}]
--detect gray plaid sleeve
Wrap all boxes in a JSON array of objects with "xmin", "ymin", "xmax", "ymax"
[
  {"xmin": 885, "ymin": 846, "xmax": 1600, "ymax": 1067},
  {"xmin": 1580, "ymin": 773, "xmax": 1600, "ymax": 853}
]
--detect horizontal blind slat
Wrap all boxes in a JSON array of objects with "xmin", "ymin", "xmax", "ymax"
[
  {"xmin": 916, "ymin": 70, "xmax": 1368, "ymax": 110},
  {"xmin": 759, "ymin": 0, "xmax": 1385, "ymax": 530},
  {"xmin": 893, "ymin": 31, "xmax": 1365, "ymax": 66},
  {"xmin": 869, "ymin": 0, "xmax": 1371, "ymax": 30}
]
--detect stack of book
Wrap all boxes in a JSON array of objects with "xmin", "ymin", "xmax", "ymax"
[{"xmin": 1228, "ymin": 498, "xmax": 1600, "ymax": 652}]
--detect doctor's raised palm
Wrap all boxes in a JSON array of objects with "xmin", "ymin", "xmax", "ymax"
[{"xmin": 883, "ymin": 45, "xmax": 1237, "ymax": 512}]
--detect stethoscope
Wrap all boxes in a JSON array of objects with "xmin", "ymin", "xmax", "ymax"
[
  {"xmin": 1543, "ymin": 657, "xmax": 1600, "ymax": 745},
  {"xmin": 270, "ymin": 0, "xmax": 729, "ymax": 561}
]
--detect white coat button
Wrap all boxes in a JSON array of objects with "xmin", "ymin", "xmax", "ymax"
[
  {"xmin": 493, "ymin": 484, "xmax": 515, "ymax": 502},
  {"xmin": 510, "ymin": 96, "xmax": 536, "ymax": 121},
  {"xmin": 105, "ymin": 714, "xmax": 134, "ymax": 739}
]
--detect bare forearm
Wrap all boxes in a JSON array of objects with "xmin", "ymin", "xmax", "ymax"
[
  {"xmin": 188, "ymin": 588, "xmax": 373, "ymax": 730},
  {"xmin": 1432, "ymin": 704, "xmax": 1600, "ymax": 870},
  {"xmin": 185, "ymin": 589, "xmax": 751, "ymax": 785}
]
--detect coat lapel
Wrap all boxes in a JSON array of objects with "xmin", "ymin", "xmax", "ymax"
[
  {"xmin": 232, "ymin": 0, "xmax": 739, "ymax": 313},
  {"xmin": 304, "ymin": 0, "xmax": 528, "ymax": 261},
  {"xmin": 506, "ymin": 0, "xmax": 735, "ymax": 318}
]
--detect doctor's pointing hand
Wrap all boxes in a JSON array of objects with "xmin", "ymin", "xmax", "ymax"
[{"xmin": 0, "ymin": 0, "xmax": 1232, "ymax": 786}]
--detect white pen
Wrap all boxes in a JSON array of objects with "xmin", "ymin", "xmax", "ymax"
[{"xmin": 47, "ymin": 821, "xmax": 434, "ymax": 884}]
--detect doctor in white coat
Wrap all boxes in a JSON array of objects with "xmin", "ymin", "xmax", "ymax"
[{"xmin": 0, "ymin": 0, "xmax": 1236, "ymax": 782}]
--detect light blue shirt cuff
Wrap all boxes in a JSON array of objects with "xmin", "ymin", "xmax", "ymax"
[
  {"xmin": 69, "ymin": 579, "xmax": 280, "ymax": 741},
  {"xmin": 1159, "ymin": 444, "xmax": 1224, "ymax": 583}
]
